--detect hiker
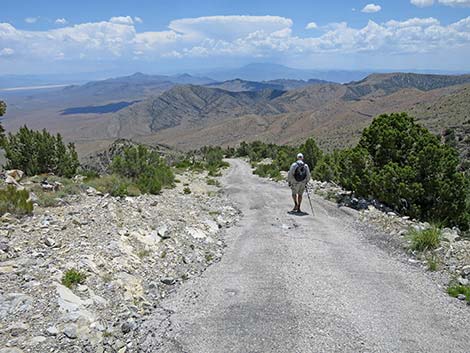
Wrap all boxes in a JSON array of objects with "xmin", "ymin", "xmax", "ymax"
[{"xmin": 287, "ymin": 153, "xmax": 311, "ymax": 213}]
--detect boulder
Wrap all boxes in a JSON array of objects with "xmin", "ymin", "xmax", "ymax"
[{"xmin": 6, "ymin": 170, "xmax": 24, "ymax": 181}]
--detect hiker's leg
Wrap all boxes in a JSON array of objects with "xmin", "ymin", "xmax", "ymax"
[
  {"xmin": 297, "ymin": 194, "xmax": 303, "ymax": 211},
  {"xmin": 291, "ymin": 194, "xmax": 298, "ymax": 210}
]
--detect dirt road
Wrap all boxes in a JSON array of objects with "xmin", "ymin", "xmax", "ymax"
[{"xmin": 140, "ymin": 159, "xmax": 470, "ymax": 353}]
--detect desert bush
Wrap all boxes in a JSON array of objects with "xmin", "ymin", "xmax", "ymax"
[
  {"xmin": 0, "ymin": 101, "xmax": 5, "ymax": 144},
  {"xmin": 87, "ymin": 174, "xmax": 134, "ymax": 197},
  {"xmin": 447, "ymin": 283, "xmax": 470, "ymax": 302},
  {"xmin": 253, "ymin": 163, "xmax": 283, "ymax": 181},
  {"xmin": 34, "ymin": 191, "xmax": 62, "ymax": 207},
  {"xmin": 62, "ymin": 268, "xmax": 86, "ymax": 288},
  {"xmin": 0, "ymin": 186, "xmax": 33, "ymax": 216},
  {"xmin": 426, "ymin": 255, "xmax": 439, "ymax": 271},
  {"xmin": 2, "ymin": 126, "xmax": 79, "ymax": 177},
  {"xmin": 408, "ymin": 226, "xmax": 441, "ymax": 252},
  {"xmin": 111, "ymin": 145, "xmax": 174, "ymax": 194},
  {"xmin": 206, "ymin": 178, "xmax": 220, "ymax": 187},
  {"xmin": 360, "ymin": 113, "xmax": 468, "ymax": 228},
  {"xmin": 236, "ymin": 140, "xmax": 313, "ymax": 182},
  {"xmin": 300, "ymin": 138, "xmax": 323, "ymax": 172},
  {"xmin": 0, "ymin": 100, "xmax": 5, "ymax": 116},
  {"xmin": 314, "ymin": 113, "xmax": 469, "ymax": 229}
]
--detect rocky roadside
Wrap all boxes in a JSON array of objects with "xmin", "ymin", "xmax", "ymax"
[
  {"xmin": 0, "ymin": 171, "xmax": 239, "ymax": 353},
  {"xmin": 311, "ymin": 180, "xmax": 470, "ymax": 303},
  {"xmin": 270, "ymin": 169, "xmax": 470, "ymax": 303}
]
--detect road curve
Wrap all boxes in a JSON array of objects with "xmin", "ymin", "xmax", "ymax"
[{"xmin": 140, "ymin": 159, "xmax": 470, "ymax": 353}]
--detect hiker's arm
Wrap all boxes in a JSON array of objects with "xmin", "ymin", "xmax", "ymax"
[
  {"xmin": 306, "ymin": 165, "xmax": 311, "ymax": 183},
  {"xmin": 287, "ymin": 164, "xmax": 294, "ymax": 184}
]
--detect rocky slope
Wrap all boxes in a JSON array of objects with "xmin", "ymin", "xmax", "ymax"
[{"xmin": 0, "ymin": 171, "xmax": 239, "ymax": 353}]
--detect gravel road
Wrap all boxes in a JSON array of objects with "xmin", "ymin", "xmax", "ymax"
[{"xmin": 139, "ymin": 159, "xmax": 470, "ymax": 353}]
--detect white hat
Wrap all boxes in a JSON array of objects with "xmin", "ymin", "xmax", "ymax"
[{"xmin": 297, "ymin": 153, "xmax": 304, "ymax": 159}]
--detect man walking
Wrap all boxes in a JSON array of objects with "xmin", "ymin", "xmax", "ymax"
[{"xmin": 287, "ymin": 153, "xmax": 311, "ymax": 213}]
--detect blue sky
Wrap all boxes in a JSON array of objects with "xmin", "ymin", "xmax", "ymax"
[{"xmin": 1, "ymin": 0, "xmax": 470, "ymax": 75}]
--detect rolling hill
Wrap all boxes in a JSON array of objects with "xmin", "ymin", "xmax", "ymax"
[
  {"xmin": 3, "ymin": 71, "xmax": 470, "ymax": 163},
  {"xmin": 110, "ymin": 73, "xmax": 470, "ymax": 169}
]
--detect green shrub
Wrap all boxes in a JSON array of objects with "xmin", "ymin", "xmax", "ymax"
[
  {"xmin": 447, "ymin": 284, "xmax": 470, "ymax": 302},
  {"xmin": 87, "ymin": 174, "xmax": 134, "ymax": 197},
  {"xmin": 206, "ymin": 178, "xmax": 220, "ymax": 187},
  {"xmin": 35, "ymin": 191, "xmax": 61, "ymax": 207},
  {"xmin": 2, "ymin": 126, "xmax": 79, "ymax": 177},
  {"xmin": 79, "ymin": 169, "xmax": 100, "ymax": 181},
  {"xmin": 0, "ymin": 100, "xmax": 5, "ymax": 117},
  {"xmin": 408, "ymin": 226, "xmax": 441, "ymax": 252},
  {"xmin": 111, "ymin": 145, "xmax": 174, "ymax": 195},
  {"xmin": 0, "ymin": 186, "xmax": 33, "ymax": 216},
  {"xmin": 253, "ymin": 163, "xmax": 283, "ymax": 180},
  {"xmin": 426, "ymin": 256, "xmax": 439, "ymax": 271},
  {"xmin": 314, "ymin": 113, "xmax": 469, "ymax": 230},
  {"xmin": 358, "ymin": 113, "xmax": 468, "ymax": 228},
  {"xmin": 62, "ymin": 268, "xmax": 86, "ymax": 288},
  {"xmin": 300, "ymin": 138, "xmax": 323, "ymax": 172},
  {"xmin": 183, "ymin": 187, "xmax": 191, "ymax": 194},
  {"xmin": 174, "ymin": 159, "xmax": 193, "ymax": 169}
]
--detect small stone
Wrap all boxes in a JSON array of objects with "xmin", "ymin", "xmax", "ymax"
[
  {"xmin": 461, "ymin": 265, "xmax": 470, "ymax": 276},
  {"xmin": 157, "ymin": 225, "xmax": 170, "ymax": 239},
  {"xmin": 44, "ymin": 237, "xmax": 56, "ymax": 247},
  {"xmin": 0, "ymin": 241, "xmax": 10, "ymax": 252},
  {"xmin": 118, "ymin": 229, "xmax": 129, "ymax": 237},
  {"xmin": 9, "ymin": 322, "xmax": 29, "ymax": 337},
  {"xmin": 160, "ymin": 277, "xmax": 176, "ymax": 285},
  {"xmin": 0, "ymin": 348, "xmax": 24, "ymax": 353},
  {"xmin": 46, "ymin": 326, "xmax": 59, "ymax": 336},
  {"xmin": 86, "ymin": 187, "xmax": 98, "ymax": 196},
  {"xmin": 77, "ymin": 284, "xmax": 88, "ymax": 292},
  {"xmin": 113, "ymin": 339, "xmax": 126, "ymax": 350},
  {"xmin": 121, "ymin": 321, "xmax": 135, "ymax": 334},
  {"xmin": 29, "ymin": 336, "xmax": 47, "ymax": 344},
  {"xmin": 458, "ymin": 277, "xmax": 469, "ymax": 286},
  {"xmin": 64, "ymin": 325, "xmax": 78, "ymax": 339},
  {"xmin": 457, "ymin": 294, "xmax": 467, "ymax": 301}
]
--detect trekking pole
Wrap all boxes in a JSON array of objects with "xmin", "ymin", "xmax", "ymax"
[{"xmin": 305, "ymin": 183, "xmax": 315, "ymax": 216}]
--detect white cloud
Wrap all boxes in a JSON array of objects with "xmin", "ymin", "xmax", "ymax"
[
  {"xmin": 25, "ymin": 17, "xmax": 38, "ymax": 24},
  {"xmin": 412, "ymin": 0, "xmax": 470, "ymax": 6},
  {"xmin": 439, "ymin": 0, "xmax": 470, "ymax": 6},
  {"xmin": 411, "ymin": 0, "xmax": 435, "ymax": 7},
  {"xmin": 134, "ymin": 16, "xmax": 143, "ymax": 24},
  {"xmin": 0, "ymin": 48, "xmax": 14, "ymax": 56},
  {"xmin": 305, "ymin": 22, "xmax": 318, "ymax": 30},
  {"xmin": 386, "ymin": 17, "xmax": 440, "ymax": 27},
  {"xmin": 169, "ymin": 15, "xmax": 292, "ymax": 41},
  {"xmin": 361, "ymin": 4, "xmax": 382, "ymax": 13},
  {"xmin": 55, "ymin": 18, "xmax": 68, "ymax": 25},
  {"xmin": 1, "ymin": 15, "xmax": 470, "ymax": 66},
  {"xmin": 109, "ymin": 16, "xmax": 134, "ymax": 25}
]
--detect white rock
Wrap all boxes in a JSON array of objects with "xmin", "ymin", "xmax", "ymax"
[
  {"xmin": 204, "ymin": 219, "xmax": 219, "ymax": 234},
  {"xmin": 56, "ymin": 283, "xmax": 84, "ymax": 312},
  {"xmin": 186, "ymin": 227, "xmax": 206, "ymax": 240},
  {"xmin": 46, "ymin": 326, "xmax": 59, "ymax": 336}
]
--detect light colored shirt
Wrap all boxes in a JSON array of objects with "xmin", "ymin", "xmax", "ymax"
[{"xmin": 287, "ymin": 160, "xmax": 311, "ymax": 184}]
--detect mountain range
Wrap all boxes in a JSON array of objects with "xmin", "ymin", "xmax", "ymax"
[{"xmin": 1, "ymin": 70, "xmax": 470, "ymax": 165}]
